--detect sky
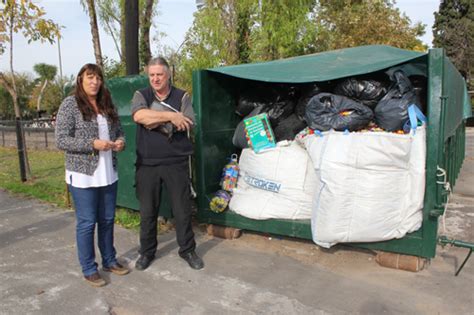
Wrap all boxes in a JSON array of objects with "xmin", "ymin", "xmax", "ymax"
[{"xmin": 0, "ymin": 0, "xmax": 441, "ymax": 77}]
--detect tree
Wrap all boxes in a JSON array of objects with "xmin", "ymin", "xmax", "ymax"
[
  {"xmin": 82, "ymin": 0, "xmax": 104, "ymax": 68},
  {"xmin": 315, "ymin": 0, "xmax": 427, "ymax": 52},
  {"xmin": 176, "ymin": 0, "xmax": 257, "ymax": 90},
  {"xmin": 139, "ymin": 0, "xmax": 155, "ymax": 67},
  {"xmin": 28, "ymin": 79, "xmax": 62, "ymax": 116},
  {"xmin": 0, "ymin": 72, "xmax": 35, "ymax": 120},
  {"xmin": 433, "ymin": 0, "xmax": 474, "ymax": 88},
  {"xmin": 0, "ymin": 0, "xmax": 60, "ymax": 119},
  {"xmin": 176, "ymin": 0, "xmax": 429, "ymax": 92},
  {"xmin": 91, "ymin": 0, "xmax": 158, "ymax": 72},
  {"xmin": 0, "ymin": 0, "xmax": 60, "ymax": 181},
  {"xmin": 250, "ymin": 0, "xmax": 317, "ymax": 61},
  {"xmin": 95, "ymin": 0, "xmax": 124, "ymax": 61},
  {"xmin": 32, "ymin": 63, "xmax": 57, "ymax": 115}
]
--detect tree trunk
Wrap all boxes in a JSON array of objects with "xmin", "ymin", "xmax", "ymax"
[
  {"xmin": 6, "ymin": 15, "xmax": 31, "ymax": 180},
  {"xmin": 120, "ymin": 3, "xmax": 126, "ymax": 64},
  {"xmin": 104, "ymin": 18, "xmax": 122, "ymax": 61},
  {"xmin": 9, "ymin": 14, "xmax": 20, "ymax": 118},
  {"xmin": 140, "ymin": 0, "xmax": 154, "ymax": 67},
  {"xmin": 37, "ymin": 79, "xmax": 48, "ymax": 113},
  {"xmin": 86, "ymin": 0, "xmax": 104, "ymax": 68},
  {"xmin": 57, "ymin": 33, "xmax": 64, "ymax": 98}
]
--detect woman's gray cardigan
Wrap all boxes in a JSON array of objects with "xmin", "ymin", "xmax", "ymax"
[{"xmin": 55, "ymin": 96, "xmax": 125, "ymax": 176}]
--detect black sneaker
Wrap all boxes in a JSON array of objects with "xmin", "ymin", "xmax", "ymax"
[
  {"xmin": 135, "ymin": 255, "xmax": 154, "ymax": 271},
  {"xmin": 180, "ymin": 251, "xmax": 204, "ymax": 270}
]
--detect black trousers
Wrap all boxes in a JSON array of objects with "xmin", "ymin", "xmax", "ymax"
[{"xmin": 136, "ymin": 162, "xmax": 195, "ymax": 257}]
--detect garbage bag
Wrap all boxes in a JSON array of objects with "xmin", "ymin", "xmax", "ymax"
[
  {"xmin": 304, "ymin": 93, "xmax": 374, "ymax": 131},
  {"xmin": 273, "ymin": 114, "xmax": 307, "ymax": 142},
  {"xmin": 374, "ymin": 70, "xmax": 420, "ymax": 132},
  {"xmin": 267, "ymin": 99, "xmax": 295, "ymax": 126},
  {"xmin": 235, "ymin": 83, "xmax": 296, "ymax": 117},
  {"xmin": 295, "ymin": 83, "xmax": 320, "ymax": 120},
  {"xmin": 410, "ymin": 75, "xmax": 427, "ymax": 114},
  {"xmin": 232, "ymin": 104, "xmax": 267, "ymax": 148},
  {"xmin": 235, "ymin": 97, "xmax": 267, "ymax": 117},
  {"xmin": 334, "ymin": 78, "xmax": 387, "ymax": 108}
]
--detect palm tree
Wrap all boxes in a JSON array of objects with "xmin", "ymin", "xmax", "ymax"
[{"xmin": 82, "ymin": 0, "xmax": 104, "ymax": 68}]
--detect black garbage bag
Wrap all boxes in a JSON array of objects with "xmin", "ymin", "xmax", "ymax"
[
  {"xmin": 304, "ymin": 93, "xmax": 374, "ymax": 131},
  {"xmin": 374, "ymin": 70, "xmax": 420, "ymax": 132},
  {"xmin": 295, "ymin": 83, "xmax": 320, "ymax": 120},
  {"xmin": 267, "ymin": 99, "xmax": 295, "ymax": 126},
  {"xmin": 273, "ymin": 114, "xmax": 307, "ymax": 142},
  {"xmin": 235, "ymin": 83, "xmax": 297, "ymax": 117},
  {"xmin": 410, "ymin": 75, "xmax": 427, "ymax": 114},
  {"xmin": 232, "ymin": 104, "xmax": 267, "ymax": 149},
  {"xmin": 334, "ymin": 78, "xmax": 387, "ymax": 108},
  {"xmin": 235, "ymin": 97, "xmax": 267, "ymax": 117}
]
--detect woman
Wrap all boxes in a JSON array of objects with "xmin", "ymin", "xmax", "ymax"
[{"xmin": 56, "ymin": 64, "xmax": 129, "ymax": 287}]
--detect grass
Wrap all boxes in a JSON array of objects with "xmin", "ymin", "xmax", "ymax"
[
  {"xmin": 0, "ymin": 147, "xmax": 141, "ymax": 229},
  {"xmin": 0, "ymin": 147, "xmax": 68, "ymax": 207}
]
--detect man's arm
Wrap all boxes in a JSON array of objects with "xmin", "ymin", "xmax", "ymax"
[{"xmin": 131, "ymin": 91, "xmax": 193, "ymax": 131}]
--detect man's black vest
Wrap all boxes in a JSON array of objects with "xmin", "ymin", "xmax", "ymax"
[{"xmin": 135, "ymin": 86, "xmax": 193, "ymax": 166}]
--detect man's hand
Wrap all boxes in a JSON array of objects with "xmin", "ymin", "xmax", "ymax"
[
  {"xmin": 112, "ymin": 139, "xmax": 125, "ymax": 152},
  {"xmin": 144, "ymin": 122, "xmax": 160, "ymax": 130},
  {"xmin": 93, "ymin": 139, "xmax": 115, "ymax": 151},
  {"xmin": 170, "ymin": 112, "xmax": 193, "ymax": 131}
]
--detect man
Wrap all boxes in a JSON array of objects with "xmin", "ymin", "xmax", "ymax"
[{"xmin": 131, "ymin": 57, "xmax": 204, "ymax": 270}]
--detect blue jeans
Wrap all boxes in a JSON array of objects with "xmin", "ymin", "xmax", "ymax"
[{"xmin": 69, "ymin": 181, "xmax": 118, "ymax": 276}]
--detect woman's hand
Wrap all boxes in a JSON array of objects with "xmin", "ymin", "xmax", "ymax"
[
  {"xmin": 93, "ymin": 139, "xmax": 115, "ymax": 151},
  {"xmin": 113, "ymin": 139, "xmax": 125, "ymax": 152}
]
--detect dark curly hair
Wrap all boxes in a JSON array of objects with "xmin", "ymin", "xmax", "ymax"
[{"xmin": 74, "ymin": 64, "xmax": 119, "ymax": 123}]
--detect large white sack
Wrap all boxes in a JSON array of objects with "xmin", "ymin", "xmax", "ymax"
[
  {"xmin": 229, "ymin": 141, "xmax": 318, "ymax": 220},
  {"xmin": 299, "ymin": 127, "xmax": 425, "ymax": 248}
]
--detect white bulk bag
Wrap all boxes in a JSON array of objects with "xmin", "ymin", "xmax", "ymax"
[
  {"xmin": 299, "ymin": 127, "xmax": 425, "ymax": 248},
  {"xmin": 229, "ymin": 141, "xmax": 318, "ymax": 220}
]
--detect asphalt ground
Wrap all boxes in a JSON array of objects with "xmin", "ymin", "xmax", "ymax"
[{"xmin": 0, "ymin": 129, "xmax": 473, "ymax": 315}]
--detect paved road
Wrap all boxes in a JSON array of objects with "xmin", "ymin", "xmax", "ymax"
[{"xmin": 0, "ymin": 130, "xmax": 473, "ymax": 314}]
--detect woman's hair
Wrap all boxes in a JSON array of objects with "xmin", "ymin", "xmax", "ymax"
[{"xmin": 73, "ymin": 63, "xmax": 119, "ymax": 123}]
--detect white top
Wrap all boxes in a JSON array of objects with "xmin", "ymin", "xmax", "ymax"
[{"xmin": 66, "ymin": 114, "xmax": 118, "ymax": 188}]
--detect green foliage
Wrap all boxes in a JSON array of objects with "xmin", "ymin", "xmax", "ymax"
[
  {"xmin": 433, "ymin": 0, "xmax": 474, "ymax": 89},
  {"xmin": 28, "ymin": 80, "xmax": 62, "ymax": 115},
  {"xmin": 0, "ymin": 0, "xmax": 60, "ymax": 120},
  {"xmin": 33, "ymin": 63, "xmax": 57, "ymax": 81},
  {"xmin": 0, "ymin": 72, "xmax": 35, "ymax": 119},
  {"xmin": 0, "ymin": 0, "xmax": 60, "ymax": 50},
  {"xmin": 91, "ymin": 0, "xmax": 158, "ymax": 66},
  {"xmin": 315, "ymin": 0, "xmax": 426, "ymax": 51},
  {"xmin": 115, "ymin": 208, "xmax": 141, "ymax": 231},
  {"xmin": 250, "ymin": 0, "xmax": 317, "ymax": 61},
  {"xmin": 0, "ymin": 86, "xmax": 15, "ymax": 119},
  {"xmin": 103, "ymin": 56, "xmax": 126, "ymax": 79},
  {"xmin": 176, "ymin": 0, "xmax": 427, "ymax": 92}
]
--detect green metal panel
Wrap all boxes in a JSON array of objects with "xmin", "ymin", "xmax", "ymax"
[
  {"xmin": 209, "ymin": 45, "xmax": 426, "ymax": 83},
  {"xmin": 193, "ymin": 46, "xmax": 471, "ymax": 259},
  {"xmin": 107, "ymin": 76, "xmax": 173, "ymax": 217}
]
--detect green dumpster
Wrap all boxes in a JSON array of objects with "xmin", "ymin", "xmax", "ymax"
[{"xmin": 192, "ymin": 45, "xmax": 472, "ymax": 259}]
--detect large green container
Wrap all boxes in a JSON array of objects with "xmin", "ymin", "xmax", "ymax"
[{"xmin": 192, "ymin": 45, "xmax": 472, "ymax": 259}]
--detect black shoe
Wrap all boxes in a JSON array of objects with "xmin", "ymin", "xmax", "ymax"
[
  {"xmin": 135, "ymin": 255, "xmax": 154, "ymax": 271},
  {"xmin": 180, "ymin": 251, "xmax": 204, "ymax": 270}
]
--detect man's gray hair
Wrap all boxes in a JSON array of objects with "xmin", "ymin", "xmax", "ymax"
[{"xmin": 147, "ymin": 57, "xmax": 171, "ymax": 74}]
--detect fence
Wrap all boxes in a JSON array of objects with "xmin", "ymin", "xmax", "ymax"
[{"xmin": 0, "ymin": 121, "xmax": 56, "ymax": 150}]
